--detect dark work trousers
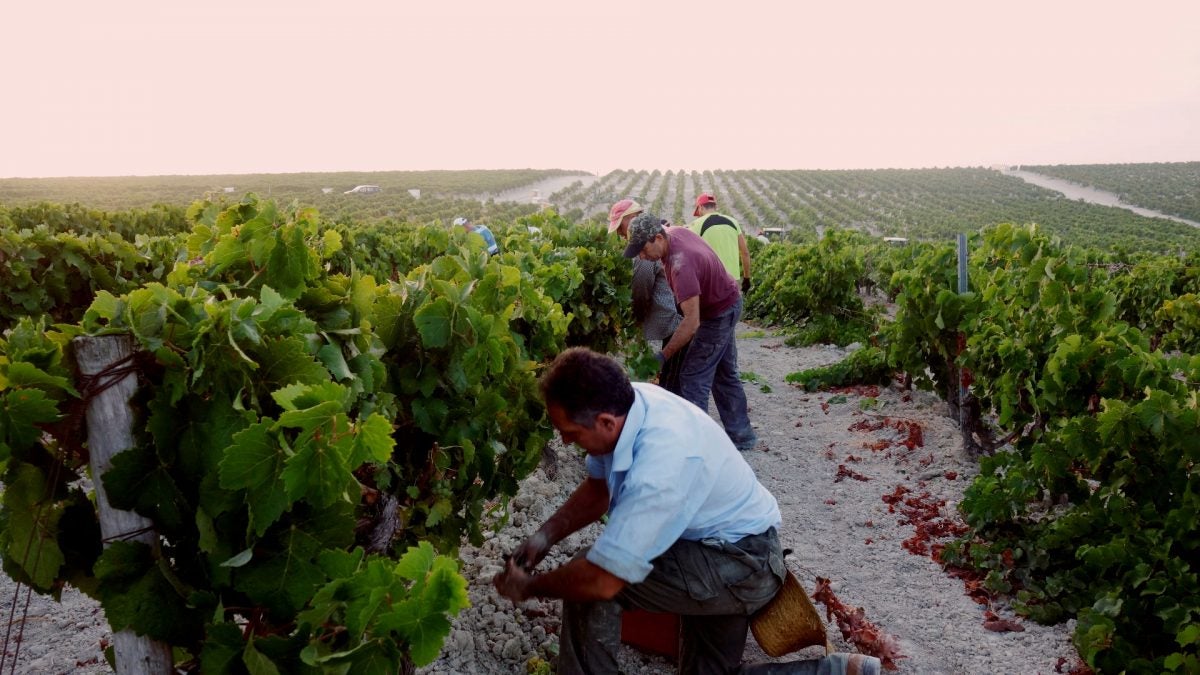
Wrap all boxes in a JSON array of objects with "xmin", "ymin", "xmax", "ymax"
[
  {"xmin": 677, "ymin": 297, "xmax": 757, "ymax": 451},
  {"xmin": 557, "ymin": 528, "xmax": 784, "ymax": 675}
]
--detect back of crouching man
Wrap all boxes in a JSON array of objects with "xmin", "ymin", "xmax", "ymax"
[
  {"xmin": 491, "ymin": 348, "xmax": 882, "ymax": 674},
  {"xmin": 493, "ymin": 347, "xmax": 784, "ymax": 674}
]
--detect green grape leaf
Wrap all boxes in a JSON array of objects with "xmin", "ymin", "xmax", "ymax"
[
  {"xmin": 255, "ymin": 337, "xmax": 331, "ymax": 390},
  {"xmin": 317, "ymin": 344, "xmax": 353, "ymax": 382},
  {"xmin": 340, "ymin": 641, "xmax": 400, "ymax": 675},
  {"xmin": 277, "ymin": 406, "xmax": 355, "ymax": 506},
  {"xmin": 256, "ymin": 285, "xmax": 288, "ymax": 321},
  {"xmin": 234, "ymin": 518, "xmax": 330, "ymax": 619},
  {"xmin": 211, "ymin": 233, "xmax": 248, "ymax": 274},
  {"xmin": 275, "ymin": 401, "xmax": 344, "ymax": 436},
  {"xmin": 428, "ymin": 557, "xmax": 470, "ymax": 614},
  {"xmin": 93, "ymin": 542, "xmax": 201, "ymax": 643},
  {"xmin": 333, "ymin": 558, "xmax": 401, "ymax": 639},
  {"xmin": 3, "ymin": 361, "xmax": 77, "ymax": 395},
  {"xmin": 395, "ymin": 541, "xmax": 436, "ymax": 581},
  {"xmin": 272, "ymin": 382, "xmax": 349, "ymax": 413},
  {"xmin": 322, "ymin": 229, "xmax": 344, "ymax": 257},
  {"xmin": 219, "ymin": 422, "xmax": 283, "ymax": 489},
  {"xmin": 348, "ymin": 353, "xmax": 381, "ymax": 393},
  {"xmin": 271, "ymin": 383, "xmax": 311, "ymax": 412},
  {"xmin": 369, "ymin": 294, "xmax": 405, "ymax": 349},
  {"xmin": 306, "ymin": 640, "xmax": 400, "ymax": 675},
  {"xmin": 0, "ymin": 389, "xmax": 61, "ymax": 450},
  {"xmin": 282, "ymin": 422, "xmax": 355, "ymax": 507},
  {"xmin": 219, "ymin": 422, "xmax": 292, "ymax": 535},
  {"xmin": 243, "ymin": 638, "xmax": 283, "ymax": 675},
  {"xmin": 103, "ymin": 445, "xmax": 190, "ymax": 534},
  {"xmin": 411, "ymin": 398, "xmax": 449, "ymax": 436},
  {"xmin": 414, "ymin": 298, "xmax": 454, "ymax": 348},
  {"xmin": 374, "ymin": 598, "xmax": 452, "ymax": 666},
  {"xmin": 1135, "ymin": 391, "xmax": 1173, "ymax": 438},
  {"xmin": 149, "ymin": 394, "xmax": 251, "ymax": 518},
  {"xmin": 317, "ymin": 547, "xmax": 364, "ymax": 579},
  {"xmin": 200, "ymin": 622, "xmax": 245, "ymax": 675},
  {"xmin": 254, "ymin": 631, "xmax": 322, "ymax": 675},
  {"xmin": 1, "ymin": 464, "xmax": 65, "ymax": 589},
  {"xmin": 264, "ymin": 226, "xmax": 312, "ymax": 300},
  {"xmin": 1178, "ymin": 623, "xmax": 1200, "ymax": 647},
  {"xmin": 425, "ymin": 499, "xmax": 452, "ymax": 527},
  {"xmin": 83, "ymin": 290, "xmax": 123, "ymax": 326},
  {"xmin": 349, "ymin": 414, "xmax": 395, "ymax": 467},
  {"xmin": 194, "ymin": 508, "xmax": 220, "ymax": 555},
  {"xmin": 246, "ymin": 204, "xmax": 280, "ymax": 264},
  {"xmin": 349, "ymin": 274, "xmax": 376, "ymax": 319},
  {"xmin": 1164, "ymin": 653, "xmax": 1188, "ymax": 670},
  {"xmin": 1096, "ymin": 399, "xmax": 1137, "ymax": 449}
]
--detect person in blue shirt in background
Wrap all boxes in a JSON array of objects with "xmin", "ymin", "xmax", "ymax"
[
  {"xmin": 453, "ymin": 216, "xmax": 499, "ymax": 255},
  {"xmin": 493, "ymin": 348, "xmax": 880, "ymax": 675}
]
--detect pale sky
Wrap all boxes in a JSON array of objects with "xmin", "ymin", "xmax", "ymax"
[{"xmin": 3, "ymin": 0, "xmax": 1198, "ymax": 178}]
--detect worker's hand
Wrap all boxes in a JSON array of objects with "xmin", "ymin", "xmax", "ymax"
[
  {"xmin": 741, "ymin": 278, "xmax": 751, "ymax": 294},
  {"xmin": 653, "ymin": 350, "xmax": 667, "ymax": 367},
  {"xmin": 494, "ymin": 557, "xmax": 534, "ymax": 603},
  {"xmin": 510, "ymin": 531, "xmax": 551, "ymax": 571}
]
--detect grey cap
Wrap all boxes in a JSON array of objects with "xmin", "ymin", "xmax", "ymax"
[{"xmin": 622, "ymin": 212, "xmax": 665, "ymax": 258}]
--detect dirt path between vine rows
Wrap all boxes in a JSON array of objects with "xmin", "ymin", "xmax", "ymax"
[
  {"xmin": 1001, "ymin": 168, "xmax": 1200, "ymax": 229},
  {"xmin": 0, "ymin": 326, "xmax": 1080, "ymax": 674},
  {"xmin": 482, "ymin": 174, "xmax": 600, "ymax": 206}
]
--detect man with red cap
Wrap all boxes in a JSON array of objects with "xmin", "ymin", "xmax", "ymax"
[
  {"xmin": 690, "ymin": 193, "xmax": 753, "ymax": 294},
  {"xmin": 608, "ymin": 199, "xmax": 686, "ymax": 393}
]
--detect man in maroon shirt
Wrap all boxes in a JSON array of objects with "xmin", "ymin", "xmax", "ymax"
[{"xmin": 622, "ymin": 212, "xmax": 757, "ymax": 451}]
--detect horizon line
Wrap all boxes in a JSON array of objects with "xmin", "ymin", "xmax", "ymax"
[{"xmin": 5, "ymin": 159, "xmax": 1200, "ymax": 181}]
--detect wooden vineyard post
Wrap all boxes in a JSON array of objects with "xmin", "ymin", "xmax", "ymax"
[
  {"xmin": 73, "ymin": 335, "xmax": 173, "ymax": 674},
  {"xmin": 955, "ymin": 233, "xmax": 982, "ymax": 456},
  {"xmin": 957, "ymin": 232, "xmax": 969, "ymax": 432}
]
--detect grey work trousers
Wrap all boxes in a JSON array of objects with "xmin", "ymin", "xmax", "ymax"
[{"xmin": 557, "ymin": 528, "xmax": 785, "ymax": 675}]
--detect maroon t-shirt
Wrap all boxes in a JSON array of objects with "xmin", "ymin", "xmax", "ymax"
[{"xmin": 661, "ymin": 226, "xmax": 739, "ymax": 320}]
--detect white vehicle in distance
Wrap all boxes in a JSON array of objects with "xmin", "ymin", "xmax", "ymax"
[{"xmin": 344, "ymin": 185, "xmax": 381, "ymax": 194}]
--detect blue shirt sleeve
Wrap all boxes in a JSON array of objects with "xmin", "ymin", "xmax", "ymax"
[{"xmin": 478, "ymin": 225, "xmax": 499, "ymax": 254}]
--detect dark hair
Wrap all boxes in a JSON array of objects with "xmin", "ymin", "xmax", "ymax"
[{"xmin": 540, "ymin": 348, "xmax": 635, "ymax": 426}]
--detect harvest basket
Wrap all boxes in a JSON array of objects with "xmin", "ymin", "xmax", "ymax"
[{"xmin": 750, "ymin": 569, "xmax": 831, "ymax": 657}]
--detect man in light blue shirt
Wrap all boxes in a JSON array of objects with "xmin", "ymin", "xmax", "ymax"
[
  {"xmin": 492, "ymin": 347, "xmax": 785, "ymax": 673},
  {"xmin": 453, "ymin": 216, "xmax": 499, "ymax": 255}
]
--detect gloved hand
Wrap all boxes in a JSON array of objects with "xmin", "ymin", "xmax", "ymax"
[
  {"xmin": 654, "ymin": 350, "xmax": 667, "ymax": 367},
  {"xmin": 741, "ymin": 277, "xmax": 751, "ymax": 294},
  {"xmin": 508, "ymin": 531, "xmax": 550, "ymax": 571}
]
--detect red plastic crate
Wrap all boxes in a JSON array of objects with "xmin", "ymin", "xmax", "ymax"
[{"xmin": 620, "ymin": 608, "xmax": 679, "ymax": 660}]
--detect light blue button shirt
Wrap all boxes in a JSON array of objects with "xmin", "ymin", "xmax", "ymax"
[
  {"xmin": 585, "ymin": 383, "xmax": 782, "ymax": 583},
  {"xmin": 473, "ymin": 224, "xmax": 499, "ymax": 255}
]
